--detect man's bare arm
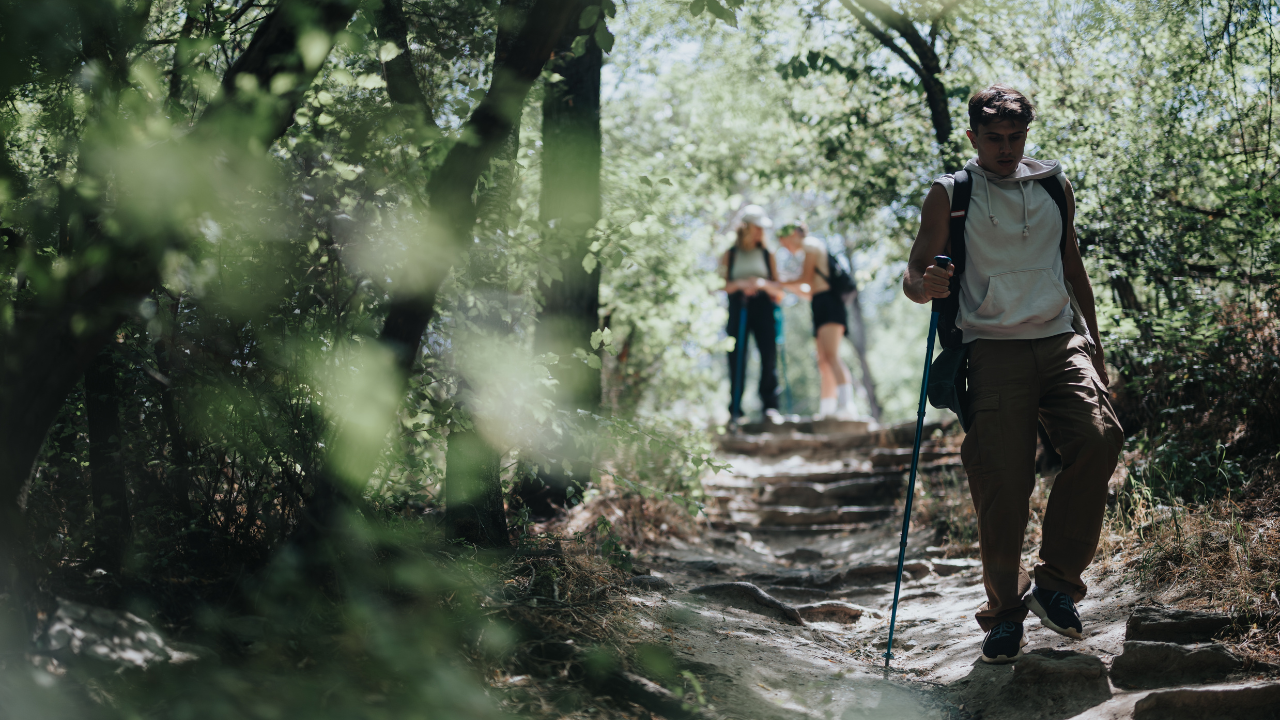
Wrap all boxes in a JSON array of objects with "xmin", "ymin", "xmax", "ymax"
[
  {"xmin": 903, "ymin": 183, "xmax": 954, "ymax": 304},
  {"xmin": 1060, "ymin": 179, "xmax": 1110, "ymax": 386}
]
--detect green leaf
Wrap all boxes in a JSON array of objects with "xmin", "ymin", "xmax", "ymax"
[
  {"xmin": 586, "ymin": 354, "xmax": 602, "ymax": 370},
  {"xmin": 378, "ymin": 42, "xmax": 402, "ymax": 62},
  {"xmin": 689, "ymin": 0, "xmax": 706, "ymax": 16},
  {"xmin": 570, "ymin": 34, "xmax": 588, "ymax": 56},
  {"xmin": 595, "ymin": 22, "xmax": 615, "ymax": 53},
  {"xmin": 602, "ymin": 0, "xmax": 617, "ymax": 18},
  {"xmin": 640, "ymin": 175, "xmax": 653, "ymax": 187},
  {"xmin": 706, "ymin": 0, "xmax": 737, "ymax": 26},
  {"xmin": 658, "ymin": 177, "xmax": 673, "ymax": 186},
  {"xmin": 583, "ymin": 253, "xmax": 598, "ymax": 274},
  {"xmin": 579, "ymin": 5, "xmax": 600, "ymax": 29},
  {"xmin": 590, "ymin": 329, "xmax": 604, "ymax": 349}
]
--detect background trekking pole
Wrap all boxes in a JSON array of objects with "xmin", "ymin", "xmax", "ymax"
[
  {"xmin": 775, "ymin": 304, "xmax": 793, "ymax": 413},
  {"xmin": 884, "ymin": 255, "xmax": 950, "ymax": 668},
  {"xmin": 731, "ymin": 295, "xmax": 749, "ymax": 422}
]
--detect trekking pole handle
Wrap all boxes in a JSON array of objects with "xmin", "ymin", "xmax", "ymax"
[{"xmin": 934, "ymin": 255, "xmax": 951, "ymax": 270}]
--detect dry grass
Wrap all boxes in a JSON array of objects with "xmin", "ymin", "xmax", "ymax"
[
  {"xmin": 1108, "ymin": 494, "xmax": 1280, "ymax": 665},
  {"xmin": 470, "ymin": 543, "xmax": 652, "ymax": 719},
  {"xmin": 474, "ymin": 487, "xmax": 703, "ymax": 719},
  {"xmin": 543, "ymin": 485, "xmax": 699, "ymax": 553}
]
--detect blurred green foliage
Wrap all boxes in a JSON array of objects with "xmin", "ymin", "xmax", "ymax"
[{"xmin": 0, "ymin": 0, "xmax": 1278, "ymax": 715}]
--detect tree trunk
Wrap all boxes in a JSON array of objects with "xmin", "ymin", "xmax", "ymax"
[
  {"xmin": 440, "ymin": 2, "xmax": 534, "ymax": 549},
  {"xmin": 84, "ymin": 346, "xmax": 131, "ymax": 573},
  {"xmin": 299, "ymin": 0, "xmax": 574, "ymax": 549},
  {"xmin": 844, "ymin": 282, "xmax": 882, "ymax": 422},
  {"xmin": 519, "ymin": 10, "xmax": 603, "ymax": 518}
]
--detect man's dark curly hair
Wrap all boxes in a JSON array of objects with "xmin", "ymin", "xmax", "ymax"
[{"xmin": 968, "ymin": 84, "xmax": 1036, "ymax": 128}]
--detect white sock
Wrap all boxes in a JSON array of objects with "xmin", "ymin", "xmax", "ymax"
[
  {"xmin": 819, "ymin": 397, "xmax": 837, "ymax": 416},
  {"xmin": 836, "ymin": 383, "xmax": 854, "ymax": 410}
]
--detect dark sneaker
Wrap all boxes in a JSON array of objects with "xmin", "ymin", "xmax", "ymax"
[
  {"xmin": 980, "ymin": 621, "xmax": 1026, "ymax": 664},
  {"xmin": 1026, "ymin": 585, "xmax": 1084, "ymax": 639}
]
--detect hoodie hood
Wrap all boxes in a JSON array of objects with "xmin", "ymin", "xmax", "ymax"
[
  {"xmin": 964, "ymin": 157, "xmax": 1062, "ymax": 183},
  {"xmin": 963, "ymin": 157, "xmax": 1063, "ymax": 238}
]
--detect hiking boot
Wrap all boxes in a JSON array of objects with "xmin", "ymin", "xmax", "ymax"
[
  {"xmin": 980, "ymin": 621, "xmax": 1026, "ymax": 664},
  {"xmin": 765, "ymin": 408, "xmax": 784, "ymax": 424},
  {"xmin": 1026, "ymin": 585, "xmax": 1083, "ymax": 639}
]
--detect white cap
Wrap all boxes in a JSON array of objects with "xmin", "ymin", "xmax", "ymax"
[{"xmin": 738, "ymin": 204, "xmax": 773, "ymax": 229}]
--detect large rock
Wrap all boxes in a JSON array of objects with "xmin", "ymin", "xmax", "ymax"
[
  {"xmin": 689, "ymin": 582, "xmax": 805, "ymax": 625},
  {"xmin": 626, "ymin": 576, "xmax": 674, "ymax": 592},
  {"xmin": 1013, "ymin": 649, "xmax": 1107, "ymax": 683},
  {"xmin": 1110, "ymin": 641, "xmax": 1243, "ymax": 689},
  {"xmin": 794, "ymin": 601, "xmax": 863, "ymax": 624},
  {"xmin": 1127, "ymin": 606, "xmax": 1234, "ymax": 643},
  {"xmin": 1134, "ymin": 683, "xmax": 1280, "ymax": 720},
  {"xmin": 36, "ymin": 598, "xmax": 213, "ymax": 672}
]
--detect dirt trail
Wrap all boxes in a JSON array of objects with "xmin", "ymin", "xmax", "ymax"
[{"xmin": 619, "ymin": 419, "xmax": 1278, "ymax": 720}]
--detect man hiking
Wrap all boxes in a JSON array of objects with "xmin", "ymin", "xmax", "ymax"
[{"xmin": 902, "ymin": 85, "xmax": 1123, "ymax": 663}]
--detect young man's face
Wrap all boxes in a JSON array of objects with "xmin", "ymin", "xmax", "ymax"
[{"xmin": 966, "ymin": 118, "xmax": 1030, "ymax": 176}]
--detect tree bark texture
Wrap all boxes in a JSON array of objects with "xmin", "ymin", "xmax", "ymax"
[
  {"xmin": 84, "ymin": 346, "xmax": 132, "ymax": 573},
  {"xmin": 521, "ymin": 13, "xmax": 603, "ymax": 518},
  {"xmin": 0, "ymin": 0, "xmax": 359, "ymax": 589}
]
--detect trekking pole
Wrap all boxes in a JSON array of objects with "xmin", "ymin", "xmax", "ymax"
[
  {"xmin": 775, "ymin": 305, "xmax": 793, "ymax": 413},
  {"xmin": 731, "ymin": 296, "xmax": 750, "ymax": 422},
  {"xmin": 884, "ymin": 255, "xmax": 950, "ymax": 668}
]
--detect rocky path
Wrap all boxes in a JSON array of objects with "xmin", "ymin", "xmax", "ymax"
[{"xmin": 620, "ymin": 419, "xmax": 1279, "ymax": 720}]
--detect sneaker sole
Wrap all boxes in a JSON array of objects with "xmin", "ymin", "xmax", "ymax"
[
  {"xmin": 1026, "ymin": 595, "xmax": 1083, "ymax": 640},
  {"xmin": 980, "ymin": 635, "xmax": 1027, "ymax": 664}
]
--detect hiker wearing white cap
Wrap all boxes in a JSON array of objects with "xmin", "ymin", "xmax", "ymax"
[
  {"xmin": 719, "ymin": 205, "xmax": 783, "ymax": 425},
  {"xmin": 776, "ymin": 221, "xmax": 857, "ymax": 419}
]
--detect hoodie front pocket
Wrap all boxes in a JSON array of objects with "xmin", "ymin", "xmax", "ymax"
[{"xmin": 972, "ymin": 268, "xmax": 1070, "ymax": 327}]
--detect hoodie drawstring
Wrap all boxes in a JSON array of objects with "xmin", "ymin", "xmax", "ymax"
[
  {"xmin": 984, "ymin": 174, "xmax": 999, "ymax": 227},
  {"xmin": 1020, "ymin": 181, "xmax": 1030, "ymax": 238}
]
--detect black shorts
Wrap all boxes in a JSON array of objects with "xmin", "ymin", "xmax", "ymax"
[{"xmin": 810, "ymin": 290, "xmax": 848, "ymax": 337}]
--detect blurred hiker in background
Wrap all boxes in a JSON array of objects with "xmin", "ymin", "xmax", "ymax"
[
  {"xmin": 720, "ymin": 204, "xmax": 784, "ymax": 426},
  {"xmin": 777, "ymin": 222, "xmax": 857, "ymax": 419}
]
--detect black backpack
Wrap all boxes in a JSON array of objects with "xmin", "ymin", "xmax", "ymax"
[
  {"xmin": 927, "ymin": 169, "xmax": 1072, "ymax": 426},
  {"xmin": 815, "ymin": 247, "xmax": 856, "ymax": 296}
]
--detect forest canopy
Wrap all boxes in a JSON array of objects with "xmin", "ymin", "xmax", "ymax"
[{"xmin": 0, "ymin": 0, "xmax": 1277, "ymax": 717}]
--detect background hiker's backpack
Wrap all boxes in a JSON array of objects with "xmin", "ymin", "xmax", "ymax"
[
  {"xmin": 815, "ymin": 243, "xmax": 856, "ymax": 296},
  {"xmin": 927, "ymin": 169, "xmax": 1075, "ymax": 428}
]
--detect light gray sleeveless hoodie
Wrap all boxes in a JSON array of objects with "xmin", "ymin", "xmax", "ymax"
[{"xmin": 935, "ymin": 157, "xmax": 1075, "ymax": 343}]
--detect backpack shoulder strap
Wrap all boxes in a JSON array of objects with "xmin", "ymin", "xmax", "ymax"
[
  {"xmin": 949, "ymin": 170, "xmax": 972, "ymax": 275},
  {"xmin": 1037, "ymin": 175, "xmax": 1070, "ymax": 256},
  {"xmin": 726, "ymin": 246, "xmax": 737, "ymax": 279},
  {"xmin": 762, "ymin": 247, "xmax": 774, "ymax": 280}
]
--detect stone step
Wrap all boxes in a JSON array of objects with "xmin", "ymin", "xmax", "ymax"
[
  {"xmin": 752, "ymin": 505, "xmax": 896, "ymax": 526},
  {"xmin": 717, "ymin": 420, "xmax": 949, "ymax": 458},
  {"xmin": 762, "ymin": 476, "xmax": 902, "ymax": 507},
  {"xmin": 738, "ymin": 418, "xmax": 872, "ymax": 436},
  {"xmin": 869, "ymin": 447, "xmax": 960, "ymax": 468}
]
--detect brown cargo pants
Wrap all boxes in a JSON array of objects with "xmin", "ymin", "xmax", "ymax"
[{"xmin": 961, "ymin": 332, "xmax": 1123, "ymax": 631}]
